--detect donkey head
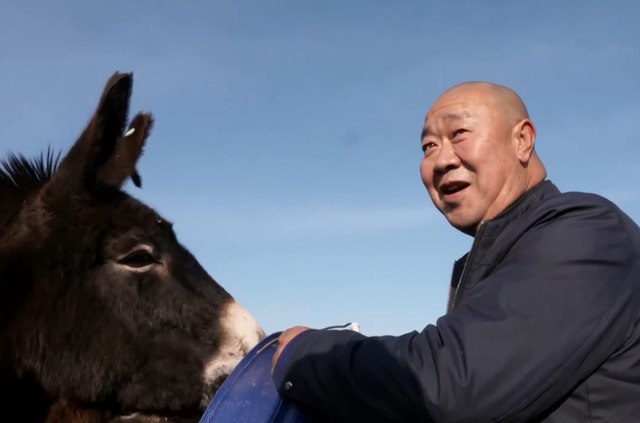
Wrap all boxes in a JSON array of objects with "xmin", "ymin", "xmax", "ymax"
[{"xmin": 13, "ymin": 72, "xmax": 265, "ymax": 418}]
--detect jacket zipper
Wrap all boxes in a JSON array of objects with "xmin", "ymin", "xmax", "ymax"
[
  {"xmin": 449, "ymin": 221, "xmax": 485, "ymax": 310},
  {"xmin": 446, "ymin": 266, "xmax": 456, "ymax": 311}
]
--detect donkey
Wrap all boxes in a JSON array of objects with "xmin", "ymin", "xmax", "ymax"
[{"xmin": 0, "ymin": 72, "xmax": 266, "ymax": 423}]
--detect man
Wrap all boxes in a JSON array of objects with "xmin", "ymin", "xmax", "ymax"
[{"xmin": 270, "ymin": 82, "xmax": 640, "ymax": 422}]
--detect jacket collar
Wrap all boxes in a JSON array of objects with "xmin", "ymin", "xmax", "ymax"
[
  {"xmin": 447, "ymin": 180, "xmax": 561, "ymax": 310},
  {"xmin": 473, "ymin": 179, "xmax": 560, "ymax": 244}
]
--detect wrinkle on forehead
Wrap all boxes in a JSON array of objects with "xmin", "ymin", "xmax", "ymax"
[
  {"xmin": 422, "ymin": 106, "xmax": 474, "ymax": 140},
  {"xmin": 425, "ymin": 100, "xmax": 472, "ymax": 119}
]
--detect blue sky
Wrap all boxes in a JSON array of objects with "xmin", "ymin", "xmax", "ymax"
[{"xmin": 1, "ymin": 0, "xmax": 639, "ymax": 336}]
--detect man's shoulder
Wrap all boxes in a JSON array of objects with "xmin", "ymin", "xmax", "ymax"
[
  {"xmin": 542, "ymin": 189, "xmax": 621, "ymax": 211},
  {"xmin": 524, "ymin": 189, "xmax": 640, "ymax": 251},
  {"xmin": 532, "ymin": 188, "xmax": 631, "ymax": 223}
]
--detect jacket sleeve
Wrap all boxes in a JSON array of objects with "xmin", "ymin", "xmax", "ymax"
[{"xmin": 271, "ymin": 198, "xmax": 640, "ymax": 422}]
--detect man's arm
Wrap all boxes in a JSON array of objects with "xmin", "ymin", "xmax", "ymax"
[{"xmin": 272, "ymin": 198, "xmax": 640, "ymax": 422}]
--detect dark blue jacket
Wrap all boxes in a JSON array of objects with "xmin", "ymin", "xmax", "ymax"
[{"xmin": 272, "ymin": 181, "xmax": 640, "ymax": 422}]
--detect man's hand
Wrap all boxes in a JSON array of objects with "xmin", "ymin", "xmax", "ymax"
[{"xmin": 271, "ymin": 326, "xmax": 311, "ymax": 374}]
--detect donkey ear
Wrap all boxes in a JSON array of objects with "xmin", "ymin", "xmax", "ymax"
[
  {"xmin": 97, "ymin": 111, "xmax": 154, "ymax": 189},
  {"xmin": 49, "ymin": 72, "xmax": 143, "ymax": 193}
]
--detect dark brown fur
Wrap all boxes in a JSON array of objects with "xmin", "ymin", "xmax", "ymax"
[{"xmin": 0, "ymin": 72, "xmax": 250, "ymax": 422}]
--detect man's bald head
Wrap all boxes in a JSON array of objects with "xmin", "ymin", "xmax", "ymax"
[
  {"xmin": 429, "ymin": 82, "xmax": 532, "ymax": 134},
  {"xmin": 420, "ymin": 81, "xmax": 546, "ymax": 235},
  {"xmin": 438, "ymin": 81, "xmax": 530, "ymax": 125}
]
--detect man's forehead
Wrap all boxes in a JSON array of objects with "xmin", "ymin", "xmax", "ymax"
[
  {"xmin": 425, "ymin": 98, "xmax": 473, "ymax": 118},
  {"xmin": 421, "ymin": 102, "xmax": 477, "ymax": 140},
  {"xmin": 423, "ymin": 104, "xmax": 473, "ymax": 129}
]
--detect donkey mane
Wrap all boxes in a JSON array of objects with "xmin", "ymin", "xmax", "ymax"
[
  {"xmin": 0, "ymin": 148, "xmax": 62, "ymax": 196},
  {"xmin": 0, "ymin": 148, "xmax": 62, "ymax": 234},
  {"xmin": 0, "ymin": 145, "xmax": 143, "ymax": 231}
]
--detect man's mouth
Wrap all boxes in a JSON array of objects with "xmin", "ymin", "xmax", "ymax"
[{"xmin": 439, "ymin": 181, "xmax": 470, "ymax": 196}]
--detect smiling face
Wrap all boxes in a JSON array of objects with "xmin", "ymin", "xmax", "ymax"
[{"xmin": 419, "ymin": 84, "xmax": 539, "ymax": 235}]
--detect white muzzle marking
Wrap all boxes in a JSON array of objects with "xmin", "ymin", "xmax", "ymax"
[{"xmin": 202, "ymin": 300, "xmax": 266, "ymax": 405}]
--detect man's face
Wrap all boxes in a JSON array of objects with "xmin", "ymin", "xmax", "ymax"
[{"xmin": 419, "ymin": 92, "xmax": 519, "ymax": 234}]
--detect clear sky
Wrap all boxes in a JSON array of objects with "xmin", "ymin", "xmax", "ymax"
[{"xmin": 1, "ymin": 0, "xmax": 638, "ymax": 336}]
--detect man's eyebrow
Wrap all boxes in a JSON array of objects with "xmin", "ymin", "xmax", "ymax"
[{"xmin": 421, "ymin": 112, "xmax": 470, "ymax": 141}]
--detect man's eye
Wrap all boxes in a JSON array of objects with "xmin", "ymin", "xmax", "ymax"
[
  {"xmin": 452, "ymin": 129, "xmax": 467, "ymax": 138},
  {"xmin": 422, "ymin": 142, "xmax": 437, "ymax": 153}
]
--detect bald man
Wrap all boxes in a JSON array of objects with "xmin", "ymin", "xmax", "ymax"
[{"xmin": 271, "ymin": 82, "xmax": 640, "ymax": 422}]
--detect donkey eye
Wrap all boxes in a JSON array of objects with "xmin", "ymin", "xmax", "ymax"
[{"xmin": 118, "ymin": 250, "xmax": 157, "ymax": 268}]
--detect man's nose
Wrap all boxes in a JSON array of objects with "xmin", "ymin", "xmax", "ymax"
[{"xmin": 434, "ymin": 140, "xmax": 461, "ymax": 173}]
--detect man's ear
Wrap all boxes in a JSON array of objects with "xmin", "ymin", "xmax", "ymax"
[{"xmin": 513, "ymin": 118, "xmax": 537, "ymax": 164}]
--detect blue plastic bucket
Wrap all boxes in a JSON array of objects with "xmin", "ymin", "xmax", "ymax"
[
  {"xmin": 198, "ymin": 331, "xmax": 313, "ymax": 423},
  {"xmin": 199, "ymin": 323, "xmax": 360, "ymax": 423}
]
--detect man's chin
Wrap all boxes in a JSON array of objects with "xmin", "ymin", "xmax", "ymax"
[{"xmin": 443, "ymin": 213, "xmax": 479, "ymax": 237}]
